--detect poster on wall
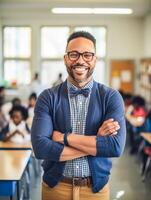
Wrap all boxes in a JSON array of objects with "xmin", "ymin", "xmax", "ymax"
[
  {"xmin": 111, "ymin": 77, "xmax": 121, "ymax": 90},
  {"xmin": 111, "ymin": 70, "xmax": 121, "ymax": 90},
  {"xmin": 121, "ymin": 70, "xmax": 131, "ymax": 82}
]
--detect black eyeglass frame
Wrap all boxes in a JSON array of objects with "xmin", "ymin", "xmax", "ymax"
[{"xmin": 66, "ymin": 51, "xmax": 95, "ymax": 62}]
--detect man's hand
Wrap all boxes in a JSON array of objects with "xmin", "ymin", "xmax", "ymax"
[
  {"xmin": 52, "ymin": 131, "xmax": 64, "ymax": 144},
  {"xmin": 97, "ymin": 119, "xmax": 120, "ymax": 136}
]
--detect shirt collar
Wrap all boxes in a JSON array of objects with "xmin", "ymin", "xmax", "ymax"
[{"xmin": 67, "ymin": 78, "xmax": 93, "ymax": 92}]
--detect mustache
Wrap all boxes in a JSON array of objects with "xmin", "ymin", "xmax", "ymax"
[{"xmin": 71, "ymin": 64, "xmax": 89, "ymax": 69}]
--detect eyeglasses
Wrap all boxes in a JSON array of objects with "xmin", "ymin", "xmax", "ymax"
[{"xmin": 66, "ymin": 51, "xmax": 95, "ymax": 62}]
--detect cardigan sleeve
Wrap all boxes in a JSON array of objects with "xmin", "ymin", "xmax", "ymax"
[
  {"xmin": 96, "ymin": 90, "xmax": 126, "ymax": 157},
  {"xmin": 31, "ymin": 90, "xmax": 64, "ymax": 161}
]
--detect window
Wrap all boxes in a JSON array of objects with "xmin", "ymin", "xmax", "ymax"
[
  {"xmin": 3, "ymin": 27, "xmax": 31, "ymax": 86},
  {"xmin": 41, "ymin": 60, "xmax": 65, "ymax": 86},
  {"xmin": 41, "ymin": 27, "xmax": 69, "ymax": 86},
  {"xmin": 41, "ymin": 27, "xmax": 69, "ymax": 58},
  {"xmin": 41, "ymin": 26, "xmax": 106, "ymax": 86},
  {"xmin": 75, "ymin": 27, "xmax": 106, "ymax": 83}
]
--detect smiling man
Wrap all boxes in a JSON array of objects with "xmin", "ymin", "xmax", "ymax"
[
  {"xmin": 65, "ymin": 35, "xmax": 96, "ymax": 87},
  {"xmin": 31, "ymin": 31, "xmax": 126, "ymax": 200}
]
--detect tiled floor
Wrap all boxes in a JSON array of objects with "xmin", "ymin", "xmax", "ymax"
[
  {"xmin": 110, "ymin": 148, "xmax": 151, "ymax": 200},
  {"xmin": 31, "ymin": 147, "xmax": 151, "ymax": 200}
]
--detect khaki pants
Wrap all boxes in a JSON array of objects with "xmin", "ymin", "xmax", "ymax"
[{"xmin": 42, "ymin": 181, "xmax": 109, "ymax": 200}]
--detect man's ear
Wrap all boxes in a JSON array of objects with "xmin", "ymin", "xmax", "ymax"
[{"xmin": 93, "ymin": 55, "xmax": 97, "ymax": 65}]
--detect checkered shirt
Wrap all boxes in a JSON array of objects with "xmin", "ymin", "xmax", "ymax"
[{"xmin": 63, "ymin": 79, "xmax": 93, "ymax": 177}]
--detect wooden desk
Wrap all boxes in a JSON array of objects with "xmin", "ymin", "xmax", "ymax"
[
  {"xmin": 0, "ymin": 141, "xmax": 32, "ymax": 150},
  {"xmin": 0, "ymin": 150, "xmax": 31, "ymax": 199},
  {"xmin": 141, "ymin": 132, "xmax": 151, "ymax": 144}
]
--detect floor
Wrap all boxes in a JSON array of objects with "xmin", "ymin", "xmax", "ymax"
[{"xmin": 110, "ymin": 148, "xmax": 151, "ymax": 200}]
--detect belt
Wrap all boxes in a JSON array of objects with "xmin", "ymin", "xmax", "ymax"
[{"xmin": 61, "ymin": 177, "xmax": 92, "ymax": 187}]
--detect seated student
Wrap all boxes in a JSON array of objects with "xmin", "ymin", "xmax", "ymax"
[
  {"xmin": 126, "ymin": 95, "xmax": 147, "ymax": 126},
  {"xmin": 126, "ymin": 95, "xmax": 147, "ymax": 154},
  {"xmin": 0, "ymin": 105, "xmax": 30, "ymax": 144},
  {"xmin": 1, "ymin": 97, "xmax": 22, "ymax": 121},
  {"xmin": 27, "ymin": 93, "xmax": 37, "ymax": 128},
  {"xmin": 28, "ymin": 93, "xmax": 37, "ymax": 116},
  {"xmin": 0, "ymin": 86, "xmax": 5, "ymax": 107},
  {"xmin": 123, "ymin": 93, "xmax": 133, "ymax": 113},
  {"xmin": 141, "ymin": 110, "xmax": 151, "ymax": 175},
  {"xmin": 0, "ymin": 106, "xmax": 7, "ymax": 132},
  {"xmin": 122, "ymin": 93, "xmax": 133, "ymax": 128},
  {"xmin": 12, "ymin": 97, "xmax": 22, "ymax": 107}
]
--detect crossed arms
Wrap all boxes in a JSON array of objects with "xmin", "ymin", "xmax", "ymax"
[
  {"xmin": 31, "ymin": 89, "xmax": 126, "ymax": 162},
  {"xmin": 52, "ymin": 119, "xmax": 120, "ymax": 161}
]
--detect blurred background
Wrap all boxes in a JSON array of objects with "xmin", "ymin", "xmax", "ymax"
[
  {"xmin": 0, "ymin": 0, "xmax": 150, "ymax": 99},
  {"xmin": 0, "ymin": 0, "xmax": 151, "ymax": 200}
]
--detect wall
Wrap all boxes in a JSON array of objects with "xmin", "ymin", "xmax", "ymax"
[
  {"xmin": 144, "ymin": 13, "xmax": 151, "ymax": 57},
  {"xmin": 0, "ymin": 18, "xmax": 2, "ymax": 84}
]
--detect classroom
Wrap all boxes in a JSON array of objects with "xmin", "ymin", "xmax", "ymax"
[{"xmin": 0, "ymin": 0, "xmax": 151, "ymax": 200}]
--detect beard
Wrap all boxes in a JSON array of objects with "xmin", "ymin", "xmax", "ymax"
[{"xmin": 66, "ymin": 63, "xmax": 94, "ymax": 83}]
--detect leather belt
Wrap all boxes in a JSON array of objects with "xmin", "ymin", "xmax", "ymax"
[{"xmin": 61, "ymin": 177, "xmax": 92, "ymax": 187}]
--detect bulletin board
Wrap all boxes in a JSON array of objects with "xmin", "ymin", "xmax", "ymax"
[{"xmin": 110, "ymin": 60, "xmax": 135, "ymax": 93}]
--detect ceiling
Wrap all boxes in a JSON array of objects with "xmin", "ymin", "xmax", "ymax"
[{"xmin": 0, "ymin": 0, "xmax": 151, "ymax": 18}]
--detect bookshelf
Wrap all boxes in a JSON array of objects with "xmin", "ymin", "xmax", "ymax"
[{"xmin": 140, "ymin": 58, "xmax": 151, "ymax": 105}]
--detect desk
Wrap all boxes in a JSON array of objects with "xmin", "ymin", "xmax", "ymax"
[
  {"xmin": 0, "ymin": 150, "xmax": 31, "ymax": 200},
  {"xmin": 126, "ymin": 115, "xmax": 145, "ymax": 127},
  {"xmin": 141, "ymin": 132, "xmax": 151, "ymax": 144},
  {"xmin": 0, "ymin": 141, "xmax": 32, "ymax": 150}
]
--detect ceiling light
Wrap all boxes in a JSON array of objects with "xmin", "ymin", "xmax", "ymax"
[
  {"xmin": 52, "ymin": 8, "xmax": 92, "ymax": 14},
  {"xmin": 94, "ymin": 8, "xmax": 133, "ymax": 14},
  {"xmin": 52, "ymin": 8, "xmax": 133, "ymax": 15}
]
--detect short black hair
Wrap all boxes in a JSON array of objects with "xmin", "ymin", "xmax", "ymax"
[
  {"xmin": 12, "ymin": 97, "xmax": 21, "ymax": 107},
  {"xmin": 66, "ymin": 31, "xmax": 96, "ymax": 50},
  {"xmin": 29, "ymin": 92, "xmax": 37, "ymax": 100},
  {"xmin": 0, "ymin": 86, "xmax": 5, "ymax": 93},
  {"xmin": 9, "ymin": 105, "xmax": 28, "ymax": 120},
  {"xmin": 132, "ymin": 95, "xmax": 146, "ymax": 107}
]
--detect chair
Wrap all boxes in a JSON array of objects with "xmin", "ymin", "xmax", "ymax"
[{"xmin": 142, "ymin": 147, "xmax": 151, "ymax": 181}]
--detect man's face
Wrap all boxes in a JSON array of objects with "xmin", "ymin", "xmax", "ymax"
[{"xmin": 64, "ymin": 37, "xmax": 97, "ymax": 84}]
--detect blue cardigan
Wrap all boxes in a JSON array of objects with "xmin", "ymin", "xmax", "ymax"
[{"xmin": 31, "ymin": 80, "xmax": 126, "ymax": 192}]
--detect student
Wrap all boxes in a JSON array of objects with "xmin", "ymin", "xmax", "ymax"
[
  {"xmin": 126, "ymin": 95, "xmax": 147, "ymax": 154},
  {"xmin": 1, "ymin": 97, "xmax": 22, "ymax": 121},
  {"xmin": 27, "ymin": 93, "xmax": 37, "ymax": 128},
  {"xmin": 53, "ymin": 73, "xmax": 63, "ymax": 87},
  {"xmin": 31, "ymin": 31, "xmax": 126, "ymax": 200},
  {"xmin": 0, "ymin": 86, "xmax": 5, "ymax": 107},
  {"xmin": 28, "ymin": 93, "xmax": 37, "ymax": 116},
  {"xmin": 0, "ymin": 106, "xmax": 7, "ymax": 132},
  {"xmin": 0, "ymin": 105, "xmax": 30, "ymax": 143},
  {"xmin": 141, "ymin": 110, "xmax": 151, "ymax": 176},
  {"xmin": 30, "ymin": 73, "xmax": 43, "ymax": 96}
]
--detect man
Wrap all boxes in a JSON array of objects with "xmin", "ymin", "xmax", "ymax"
[{"xmin": 31, "ymin": 31, "xmax": 126, "ymax": 200}]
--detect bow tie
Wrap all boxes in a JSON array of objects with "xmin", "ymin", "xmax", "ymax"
[{"xmin": 69, "ymin": 87, "xmax": 90, "ymax": 97}]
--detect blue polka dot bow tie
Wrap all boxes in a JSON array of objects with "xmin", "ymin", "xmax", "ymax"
[{"xmin": 69, "ymin": 87, "xmax": 90, "ymax": 97}]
